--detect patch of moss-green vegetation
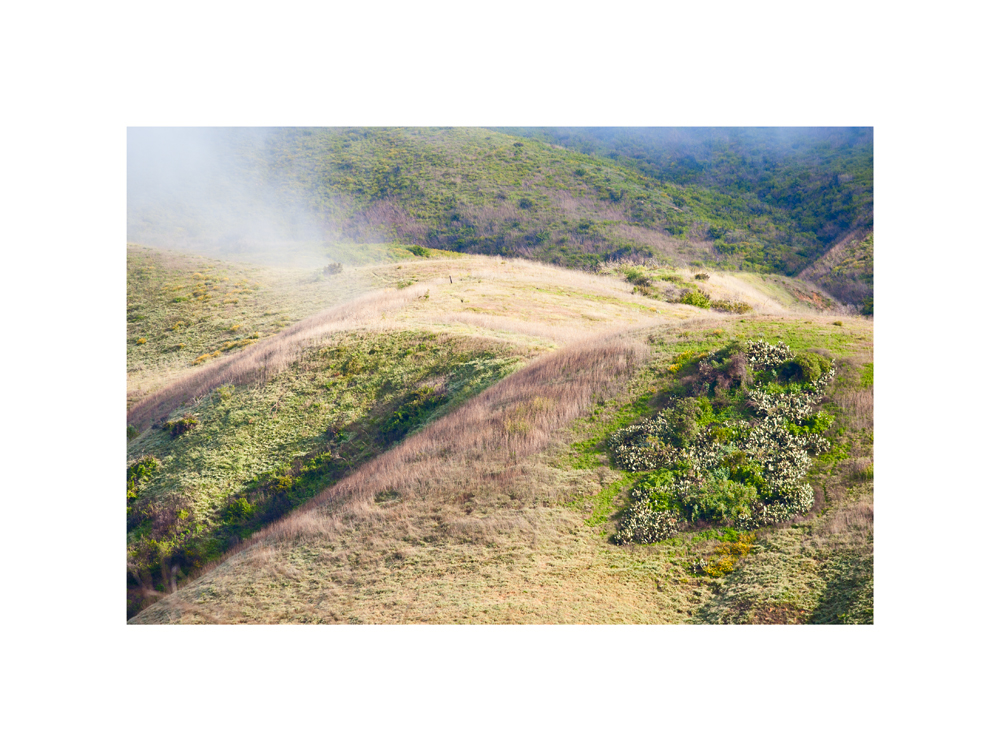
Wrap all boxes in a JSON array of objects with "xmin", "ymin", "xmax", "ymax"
[
  {"xmin": 568, "ymin": 393, "xmax": 655, "ymax": 469},
  {"xmin": 125, "ymin": 328, "xmax": 529, "ymax": 619},
  {"xmin": 126, "ymin": 247, "xmax": 355, "ymax": 393}
]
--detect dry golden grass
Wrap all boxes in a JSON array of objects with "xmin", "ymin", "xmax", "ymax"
[{"xmin": 832, "ymin": 388, "xmax": 874, "ymax": 434}]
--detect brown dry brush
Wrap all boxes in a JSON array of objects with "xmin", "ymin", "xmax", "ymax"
[
  {"xmin": 183, "ymin": 333, "xmax": 649, "ymax": 583},
  {"xmin": 126, "ymin": 286, "xmax": 422, "ymax": 431}
]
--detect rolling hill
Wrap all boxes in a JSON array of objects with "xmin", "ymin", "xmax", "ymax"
[
  {"xmin": 127, "ymin": 244, "xmax": 872, "ymax": 623},
  {"xmin": 128, "ymin": 127, "xmax": 874, "ymax": 306}
]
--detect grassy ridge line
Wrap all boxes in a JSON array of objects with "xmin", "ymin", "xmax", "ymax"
[
  {"xmin": 127, "ymin": 284, "xmax": 426, "ymax": 432},
  {"xmin": 128, "ymin": 249, "xmax": 734, "ymax": 433},
  {"xmin": 127, "ymin": 244, "xmax": 459, "ymax": 404}
]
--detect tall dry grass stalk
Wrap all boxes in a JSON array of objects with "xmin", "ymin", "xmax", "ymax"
[{"xmin": 127, "ymin": 286, "xmax": 423, "ymax": 430}]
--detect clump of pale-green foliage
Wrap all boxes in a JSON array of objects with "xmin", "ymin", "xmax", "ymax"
[{"xmin": 610, "ymin": 340, "xmax": 835, "ymax": 543}]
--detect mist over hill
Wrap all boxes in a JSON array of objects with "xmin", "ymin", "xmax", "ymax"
[{"xmin": 128, "ymin": 127, "xmax": 873, "ymax": 308}]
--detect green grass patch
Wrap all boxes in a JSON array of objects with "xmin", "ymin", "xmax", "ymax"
[{"xmin": 584, "ymin": 477, "xmax": 631, "ymax": 527}]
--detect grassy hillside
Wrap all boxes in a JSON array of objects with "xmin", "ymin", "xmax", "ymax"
[
  {"xmin": 128, "ymin": 245, "xmax": 748, "ymax": 618},
  {"xmin": 127, "ymin": 244, "xmax": 871, "ymax": 624},
  {"xmin": 127, "ymin": 242, "xmax": 468, "ymax": 405},
  {"xmin": 129, "ymin": 128, "xmax": 874, "ymax": 288}
]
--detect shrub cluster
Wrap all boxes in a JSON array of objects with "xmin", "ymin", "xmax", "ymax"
[
  {"xmin": 679, "ymin": 290, "xmax": 711, "ymax": 309},
  {"xmin": 163, "ymin": 413, "xmax": 198, "ymax": 437},
  {"xmin": 711, "ymin": 299, "xmax": 753, "ymax": 314},
  {"xmin": 127, "ymin": 455, "xmax": 160, "ymax": 503},
  {"xmin": 608, "ymin": 340, "xmax": 834, "ymax": 540},
  {"xmin": 323, "ymin": 262, "xmax": 344, "ymax": 275},
  {"xmin": 613, "ymin": 486, "xmax": 679, "ymax": 544}
]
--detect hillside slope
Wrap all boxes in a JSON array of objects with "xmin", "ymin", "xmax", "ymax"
[
  {"xmin": 128, "ymin": 246, "xmax": 726, "ymax": 617},
  {"xmin": 128, "ymin": 127, "xmax": 873, "ymax": 286},
  {"xmin": 798, "ymin": 230, "xmax": 874, "ymax": 313},
  {"xmin": 128, "ymin": 245, "xmax": 871, "ymax": 624}
]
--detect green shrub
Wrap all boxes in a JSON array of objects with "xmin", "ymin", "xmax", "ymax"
[
  {"xmin": 163, "ymin": 413, "xmax": 198, "ymax": 437},
  {"xmin": 222, "ymin": 497, "xmax": 255, "ymax": 524},
  {"xmin": 781, "ymin": 352, "xmax": 832, "ymax": 383},
  {"xmin": 623, "ymin": 267, "xmax": 652, "ymax": 286},
  {"xmin": 679, "ymin": 290, "xmax": 711, "ymax": 308},
  {"xmin": 711, "ymin": 299, "xmax": 753, "ymax": 314},
  {"xmin": 323, "ymin": 262, "xmax": 344, "ymax": 275},
  {"xmin": 678, "ymin": 475, "xmax": 759, "ymax": 523},
  {"xmin": 786, "ymin": 410, "xmax": 834, "ymax": 436},
  {"xmin": 127, "ymin": 455, "xmax": 160, "ymax": 502},
  {"xmin": 694, "ymin": 273, "xmax": 710, "ymax": 281},
  {"xmin": 406, "ymin": 245, "xmax": 431, "ymax": 257}
]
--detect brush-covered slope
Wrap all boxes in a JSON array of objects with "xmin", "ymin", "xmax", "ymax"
[
  {"xmin": 128, "ymin": 127, "xmax": 874, "ymax": 286},
  {"xmin": 128, "ymin": 245, "xmax": 871, "ymax": 624},
  {"xmin": 496, "ymin": 127, "xmax": 874, "ymax": 253},
  {"xmin": 798, "ymin": 230, "xmax": 874, "ymax": 313}
]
